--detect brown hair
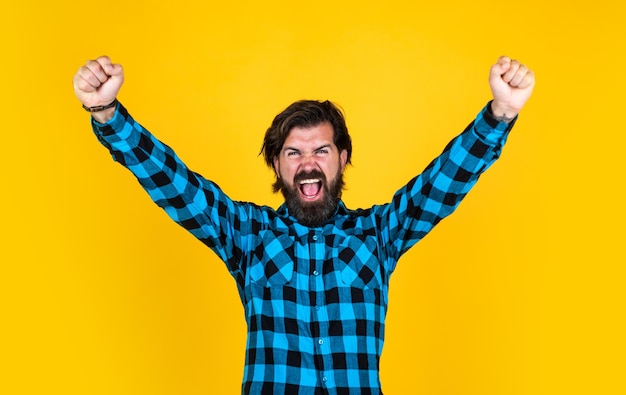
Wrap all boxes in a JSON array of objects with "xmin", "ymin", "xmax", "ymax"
[{"xmin": 260, "ymin": 100, "xmax": 352, "ymax": 192}]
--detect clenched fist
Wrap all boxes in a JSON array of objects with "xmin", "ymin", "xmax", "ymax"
[
  {"xmin": 489, "ymin": 56, "xmax": 535, "ymax": 122},
  {"xmin": 73, "ymin": 56, "xmax": 124, "ymax": 122}
]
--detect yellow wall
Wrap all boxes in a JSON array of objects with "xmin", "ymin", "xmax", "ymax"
[{"xmin": 2, "ymin": 0, "xmax": 625, "ymax": 394}]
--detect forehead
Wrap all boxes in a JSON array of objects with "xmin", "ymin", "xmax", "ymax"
[{"xmin": 283, "ymin": 122, "xmax": 335, "ymax": 148}]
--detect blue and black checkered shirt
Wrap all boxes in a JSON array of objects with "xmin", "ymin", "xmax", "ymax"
[{"xmin": 92, "ymin": 102, "xmax": 514, "ymax": 394}]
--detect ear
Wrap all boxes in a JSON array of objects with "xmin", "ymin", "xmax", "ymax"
[
  {"xmin": 339, "ymin": 149, "xmax": 348, "ymax": 172},
  {"xmin": 273, "ymin": 157, "xmax": 280, "ymax": 177}
]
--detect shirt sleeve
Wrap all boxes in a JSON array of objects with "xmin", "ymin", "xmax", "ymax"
[
  {"xmin": 376, "ymin": 101, "xmax": 516, "ymax": 268},
  {"xmin": 90, "ymin": 103, "xmax": 252, "ymax": 279}
]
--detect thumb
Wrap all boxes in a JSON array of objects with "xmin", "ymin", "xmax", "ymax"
[
  {"xmin": 103, "ymin": 62, "xmax": 124, "ymax": 82},
  {"xmin": 102, "ymin": 62, "xmax": 125, "ymax": 97}
]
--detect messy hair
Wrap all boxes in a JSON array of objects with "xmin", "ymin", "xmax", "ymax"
[{"xmin": 260, "ymin": 100, "xmax": 352, "ymax": 192}]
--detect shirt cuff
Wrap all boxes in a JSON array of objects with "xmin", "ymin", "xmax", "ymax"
[
  {"xmin": 90, "ymin": 102, "xmax": 140, "ymax": 153},
  {"xmin": 473, "ymin": 101, "xmax": 516, "ymax": 146},
  {"xmin": 91, "ymin": 101, "xmax": 123, "ymax": 131}
]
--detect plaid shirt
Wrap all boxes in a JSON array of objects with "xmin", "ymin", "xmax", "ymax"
[{"xmin": 92, "ymin": 102, "xmax": 514, "ymax": 394}]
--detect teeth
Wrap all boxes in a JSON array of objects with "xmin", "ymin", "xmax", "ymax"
[{"xmin": 299, "ymin": 179, "xmax": 320, "ymax": 185}]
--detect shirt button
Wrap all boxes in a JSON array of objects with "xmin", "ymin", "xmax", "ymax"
[
  {"xmin": 318, "ymin": 339, "xmax": 324, "ymax": 345},
  {"xmin": 312, "ymin": 235, "xmax": 318, "ymax": 241},
  {"xmin": 313, "ymin": 270, "xmax": 319, "ymax": 276},
  {"xmin": 322, "ymin": 376, "xmax": 328, "ymax": 382}
]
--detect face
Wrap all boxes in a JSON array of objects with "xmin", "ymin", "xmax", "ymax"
[{"xmin": 273, "ymin": 122, "xmax": 348, "ymax": 227}]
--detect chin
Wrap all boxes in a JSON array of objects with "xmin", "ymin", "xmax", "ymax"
[{"xmin": 285, "ymin": 190, "xmax": 337, "ymax": 227}]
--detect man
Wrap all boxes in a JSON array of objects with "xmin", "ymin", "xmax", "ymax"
[{"xmin": 73, "ymin": 56, "xmax": 534, "ymax": 394}]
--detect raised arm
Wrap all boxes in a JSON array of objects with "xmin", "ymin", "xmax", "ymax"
[
  {"xmin": 72, "ymin": 57, "xmax": 258, "ymax": 291},
  {"xmin": 379, "ymin": 56, "xmax": 535, "ymax": 264}
]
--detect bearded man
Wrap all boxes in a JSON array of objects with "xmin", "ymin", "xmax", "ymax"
[{"xmin": 73, "ymin": 55, "xmax": 534, "ymax": 395}]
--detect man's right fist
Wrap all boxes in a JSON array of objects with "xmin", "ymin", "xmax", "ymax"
[{"xmin": 73, "ymin": 56, "xmax": 124, "ymax": 110}]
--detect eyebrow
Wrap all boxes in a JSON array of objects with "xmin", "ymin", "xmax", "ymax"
[{"xmin": 284, "ymin": 144, "xmax": 332, "ymax": 153}]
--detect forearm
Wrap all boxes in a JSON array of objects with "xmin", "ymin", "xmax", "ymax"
[
  {"xmin": 383, "ymin": 102, "xmax": 515, "ymax": 258},
  {"xmin": 90, "ymin": 103, "xmax": 245, "ymax": 263}
]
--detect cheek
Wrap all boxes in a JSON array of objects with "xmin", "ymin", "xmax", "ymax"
[
  {"xmin": 277, "ymin": 163, "xmax": 296, "ymax": 184},
  {"xmin": 328, "ymin": 159, "xmax": 342, "ymax": 177}
]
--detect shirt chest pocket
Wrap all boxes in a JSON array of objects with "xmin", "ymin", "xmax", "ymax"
[
  {"xmin": 248, "ymin": 230, "xmax": 295, "ymax": 287},
  {"xmin": 338, "ymin": 234, "xmax": 383, "ymax": 290}
]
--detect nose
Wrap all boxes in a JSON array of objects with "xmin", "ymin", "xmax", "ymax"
[{"xmin": 300, "ymin": 153, "xmax": 318, "ymax": 171}]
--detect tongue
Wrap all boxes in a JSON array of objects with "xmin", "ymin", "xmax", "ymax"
[{"xmin": 301, "ymin": 182, "xmax": 321, "ymax": 197}]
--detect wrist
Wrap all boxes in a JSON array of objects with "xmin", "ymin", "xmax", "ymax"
[
  {"xmin": 82, "ymin": 99, "xmax": 118, "ymax": 123},
  {"xmin": 91, "ymin": 107, "xmax": 116, "ymax": 124},
  {"xmin": 489, "ymin": 101, "xmax": 517, "ymax": 124}
]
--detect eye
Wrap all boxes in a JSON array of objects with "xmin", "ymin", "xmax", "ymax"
[
  {"xmin": 286, "ymin": 150, "xmax": 300, "ymax": 157},
  {"xmin": 315, "ymin": 148, "xmax": 329, "ymax": 156}
]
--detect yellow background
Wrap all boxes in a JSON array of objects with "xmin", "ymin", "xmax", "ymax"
[{"xmin": 2, "ymin": 0, "xmax": 625, "ymax": 394}]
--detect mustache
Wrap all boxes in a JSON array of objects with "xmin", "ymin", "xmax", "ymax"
[{"xmin": 293, "ymin": 169, "xmax": 326, "ymax": 184}]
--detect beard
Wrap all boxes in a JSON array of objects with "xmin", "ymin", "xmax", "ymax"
[{"xmin": 278, "ymin": 169, "xmax": 344, "ymax": 228}]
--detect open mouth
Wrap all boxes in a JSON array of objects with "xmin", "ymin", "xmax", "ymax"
[{"xmin": 298, "ymin": 178, "xmax": 323, "ymax": 199}]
